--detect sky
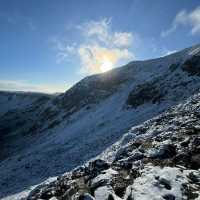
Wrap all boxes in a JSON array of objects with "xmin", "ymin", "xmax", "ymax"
[{"xmin": 0, "ymin": 0, "xmax": 200, "ymax": 93}]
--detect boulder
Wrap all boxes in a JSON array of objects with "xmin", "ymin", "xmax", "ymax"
[
  {"xmin": 181, "ymin": 55, "xmax": 200, "ymax": 75},
  {"xmin": 88, "ymin": 159, "xmax": 110, "ymax": 172},
  {"xmin": 150, "ymin": 144, "xmax": 176, "ymax": 159}
]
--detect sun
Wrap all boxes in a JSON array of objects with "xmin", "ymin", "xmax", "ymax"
[{"xmin": 100, "ymin": 60, "xmax": 113, "ymax": 72}]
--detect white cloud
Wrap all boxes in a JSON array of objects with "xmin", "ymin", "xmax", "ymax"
[
  {"xmin": 0, "ymin": 80, "xmax": 69, "ymax": 94},
  {"xmin": 78, "ymin": 44, "xmax": 133, "ymax": 74},
  {"xmin": 112, "ymin": 32, "xmax": 133, "ymax": 48},
  {"xmin": 50, "ymin": 37, "xmax": 77, "ymax": 63},
  {"xmin": 54, "ymin": 18, "xmax": 134, "ymax": 74},
  {"xmin": 161, "ymin": 24, "xmax": 177, "ymax": 38},
  {"xmin": 78, "ymin": 18, "xmax": 133, "ymax": 48},
  {"xmin": 161, "ymin": 6, "xmax": 200, "ymax": 37},
  {"xmin": 79, "ymin": 18, "xmax": 111, "ymax": 45},
  {"xmin": 189, "ymin": 6, "xmax": 200, "ymax": 34}
]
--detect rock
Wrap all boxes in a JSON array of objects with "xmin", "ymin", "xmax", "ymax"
[
  {"xmin": 174, "ymin": 151, "xmax": 200, "ymax": 169},
  {"xmin": 112, "ymin": 160, "xmax": 132, "ymax": 171},
  {"xmin": 150, "ymin": 144, "xmax": 176, "ymax": 159},
  {"xmin": 126, "ymin": 193, "xmax": 133, "ymax": 200},
  {"xmin": 162, "ymin": 194, "xmax": 175, "ymax": 200},
  {"xmin": 126, "ymin": 82, "xmax": 162, "ymax": 108},
  {"xmin": 180, "ymin": 138, "xmax": 190, "ymax": 147},
  {"xmin": 127, "ymin": 152, "xmax": 144, "ymax": 162},
  {"xmin": 107, "ymin": 194, "xmax": 115, "ymax": 200},
  {"xmin": 191, "ymin": 137, "xmax": 200, "ymax": 154},
  {"xmin": 62, "ymin": 181, "xmax": 79, "ymax": 199},
  {"xmin": 191, "ymin": 154, "xmax": 200, "ymax": 169},
  {"xmin": 192, "ymin": 137, "xmax": 200, "ymax": 147},
  {"xmin": 131, "ymin": 141, "xmax": 142, "ymax": 148},
  {"xmin": 185, "ymin": 126, "xmax": 200, "ymax": 135},
  {"xmin": 90, "ymin": 169, "xmax": 118, "ymax": 194},
  {"xmin": 187, "ymin": 172, "xmax": 200, "ymax": 184},
  {"xmin": 78, "ymin": 193, "xmax": 95, "ymax": 200},
  {"xmin": 111, "ymin": 174, "xmax": 132, "ymax": 198},
  {"xmin": 182, "ymin": 183, "xmax": 199, "ymax": 199},
  {"xmin": 130, "ymin": 167, "xmax": 141, "ymax": 179},
  {"xmin": 114, "ymin": 147, "xmax": 130, "ymax": 161},
  {"xmin": 181, "ymin": 55, "xmax": 200, "ymax": 75},
  {"xmin": 27, "ymin": 184, "xmax": 57, "ymax": 200},
  {"xmin": 88, "ymin": 159, "xmax": 110, "ymax": 172},
  {"xmin": 159, "ymin": 177, "xmax": 171, "ymax": 190},
  {"xmin": 90, "ymin": 178, "xmax": 108, "ymax": 192},
  {"xmin": 72, "ymin": 165, "xmax": 88, "ymax": 179},
  {"xmin": 40, "ymin": 191, "xmax": 54, "ymax": 200},
  {"xmin": 174, "ymin": 152, "xmax": 191, "ymax": 167}
]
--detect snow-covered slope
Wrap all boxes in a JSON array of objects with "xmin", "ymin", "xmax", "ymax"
[
  {"xmin": 0, "ymin": 92, "xmax": 54, "ymax": 160},
  {"xmin": 0, "ymin": 44, "xmax": 200, "ymax": 200},
  {"xmin": 27, "ymin": 87, "xmax": 200, "ymax": 200},
  {"xmin": 0, "ymin": 91, "xmax": 52, "ymax": 117}
]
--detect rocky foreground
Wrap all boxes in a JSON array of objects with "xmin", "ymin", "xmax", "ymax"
[{"xmin": 27, "ymin": 92, "xmax": 200, "ymax": 200}]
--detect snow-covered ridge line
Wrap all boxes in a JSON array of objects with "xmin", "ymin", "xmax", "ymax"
[{"xmin": 0, "ymin": 91, "xmax": 54, "ymax": 117}]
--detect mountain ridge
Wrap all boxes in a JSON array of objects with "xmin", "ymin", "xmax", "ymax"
[{"xmin": 0, "ymin": 44, "xmax": 200, "ymax": 200}]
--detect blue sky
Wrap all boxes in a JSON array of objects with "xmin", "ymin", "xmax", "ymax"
[{"xmin": 0, "ymin": 0, "xmax": 200, "ymax": 93}]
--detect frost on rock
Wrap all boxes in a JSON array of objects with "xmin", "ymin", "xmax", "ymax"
[{"xmin": 126, "ymin": 165, "xmax": 194, "ymax": 200}]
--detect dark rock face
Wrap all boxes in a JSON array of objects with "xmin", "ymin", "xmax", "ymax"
[
  {"xmin": 126, "ymin": 54, "xmax": 200, "ymax": 109},
  {"xmin": 59, "ymin": 72, "xmax": 128, "ymax": 112},
  {"xmin": 88, "ymin": 159, "xmax": 110, "ymax": 172},
  {"xmin": 158, "ymin": 177, "xmax": 172, "ymax": 190},
  {"xmin": 174, "ymin": 153, "xmax": 191, "ymax": 167},
  {"xmin": 126, "ymin": 82, "xmax": 163, "ymax": 108},
  {"xmin": 182, "ymin": 55, "xmax": 200, "ymax": 75},
  {"xmin": 0, "ymin": 94, "xmax": 52, "ymax": 160},
  {"xmin": 174, "ymin": 136, "xmax": 200, "ymax": 170},
  {"xmin": 150, "ymin": 144, "xmax": 176, "ymax": 160}
]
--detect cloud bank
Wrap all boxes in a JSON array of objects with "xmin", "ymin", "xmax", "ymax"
[{"xmin": 162, "ymin": 6, "xmax": 200, "ymax": 37}]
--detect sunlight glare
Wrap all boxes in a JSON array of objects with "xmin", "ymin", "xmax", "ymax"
[{"xmin": 100, "ymin": 60, "xmax": 113, "ymax": 72}]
